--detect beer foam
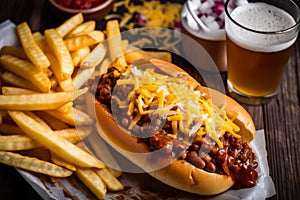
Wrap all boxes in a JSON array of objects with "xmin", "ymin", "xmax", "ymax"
[{"xmin": 226, "ymin": 2, "xmax": 297, "ymax": 52}]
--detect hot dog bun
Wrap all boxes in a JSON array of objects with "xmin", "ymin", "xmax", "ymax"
[{"xmin": 87, "ymin": 58, "xmax": 256, "ymax": 195}]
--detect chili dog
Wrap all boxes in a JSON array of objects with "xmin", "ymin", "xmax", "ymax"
[{"xmin": 87, "ymin": 58, "xmax": 258, "ymax": 195}]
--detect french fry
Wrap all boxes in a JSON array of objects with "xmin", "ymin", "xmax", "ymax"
[
  {"xmin": 64, "ymin": 31, "xmax": 105, "ymax": 52},
  {"xmin": 56, "ymin": 102, "xmax": 73, "ymax": 113},
  {"xmin": 0, "ymin": 92, "xmax": 74, "ymax": 110},
  {"xmin": 0, "ymin": 54, "xmax": 51, "ymax": 93},
  {"xmin": 75, "ymin": 167, "xmax": 107, "ymax": 199},
  {"xmin": 54, "ymin": 127, "xmax": 92, "ymax": 143},
  {"xmin": 45, "ymin": 107, "xmax": 94, "ymax": 126},
  {"xmin": 50, "ymin": 152, "xmax": 76, "ymax": 171},
  {"xmin": 44, "ymin": 29, "xmax": 74, "ymax": 81},
  {"xmin": 124, "ymin": 49, "xmax": 146, "ymax": 64},
  {"xmin": 34, "ymin": 111, "xmax": 69, "ymax": 130},
  {"xmin": 0, "ymin": 124, "xmax": 24, "ymax": 135},
  {"xmin": 8, "ymin": 111, "xmax": 104, "ymax": 168},
  {"xmin": 87, "ymin": 133, "xmax": 122, "ymax": 177},
  {"xmin": 76, "ymin": 142, "xmax": 124, "ymax": 191},
  {"xmin": 0, "ymin": 72, "xmax": 39, "ymax": 92},
  {"xmin": 125, "ymin": 49, "xmax": 172, "ymax": 64},
  {"xmin": 93, "ymin": 57, "xmax": 112, "ymax": 77},
  {"xmin": 57, "ymin": 77, "xmax": 74, "ymax": 92},
  {"xmin": 106, "ymin": 20, "xmax": 127, "ymax": 71},
  {"xmin": 0, "ymin": 46, "xmax": 27, "ymax": 59},
  {"xmin": 71, "ymin": 46, "xmax": 90, "ymax": 67},
  {"xmin": 73, "ymin": 67, "xmax": 95, "ymax": 90},
  {"xmin": 80, "ymin": 42, "xmax": 107, "ymax": 68},
  {"xmin": 106, "ymin": 20, "xmax": 123, "ymax": 60},
  {"xmin": 24, "ymin": 111, "xmax": 52, "ymax": 131},
  {"xmin": 0, "ymin": 127, "xmax": 92, "ymax": 151},
  {"xmin": 16, "ymin": 22, "xmax": 50, "ymax": 69},
  {"xmin": 65, "ymin": 20, "xmax": 96, "ymax": 39},
  {"xmin": 0, "ymin": 135, "xmax": 39, "ymax": 151},
  {"xmin": 56, "ymin": 13, "xmax": 84, "ymax": 38},
  {"xmin": 1, "ymin": 86, "xmax": 37, "ymax": 95},
  {"xmin": 0, "ymin": 151, "xmax": 73, "ymax": 177},
  {"xmin": 94, "ymin": 168, "xmax": 124, "ymax": 191}
]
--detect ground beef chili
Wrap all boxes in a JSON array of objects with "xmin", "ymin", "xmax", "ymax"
[{"xmin": 91, "ymin": 67, "xmax": 258, "ymax": 190}]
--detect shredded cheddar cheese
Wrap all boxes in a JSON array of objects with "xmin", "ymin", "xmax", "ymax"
[{"xmin": 114, "ymin": 66, "xmax": 241, "ymax": 148}]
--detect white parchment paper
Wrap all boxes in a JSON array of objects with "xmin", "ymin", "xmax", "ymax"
[{"xmin": 0, "ymin": 20, "xmax": 276, "ymax": 200}]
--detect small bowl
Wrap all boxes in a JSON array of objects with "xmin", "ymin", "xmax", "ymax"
[{"xmin": 49, "ymin": 0, "xmax": 115, "ymax": 21}]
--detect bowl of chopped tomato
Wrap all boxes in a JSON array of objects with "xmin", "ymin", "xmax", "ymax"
[{"xmin": 49, "ymin": 0, "xmax": 115, "ymax": 21}]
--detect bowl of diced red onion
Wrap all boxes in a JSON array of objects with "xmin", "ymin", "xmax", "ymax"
[
  {"xmin": 180, "ymin": 0, "xmax": 248, "ymax": 72},
  {"xmin": 49, "ymin": 0, "xmax": 115, "ymax": 21}
]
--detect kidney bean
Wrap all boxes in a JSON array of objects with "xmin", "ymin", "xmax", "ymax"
[
  {"xmin": 187, "ymin": 151, "xmax": 206, "ymax": 169},
  {"xmin": 205, "ymin": 161, "xmax": 216, "ymax": 173}
]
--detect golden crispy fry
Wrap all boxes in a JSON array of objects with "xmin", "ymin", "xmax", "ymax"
[
  {"xmin": 0, "ymin": 151, "xmax": 73, "ymax": 177},
  {"xmin": 56, "ymin": 13, "xmax": 84, "ymax": 38},
  {"xmin": 65, "ymin": 20, "xmax": 96, "ymax": 39},
  {"xmin": 0, "ymin": 127, "xmax": 91, "ymax": 151},
  {"xmin": 34, "ymin": 111, "xmax": 69, "ymax": 130},
  {"xmin": 0, "ymin": 135, "xmax": 39, "ymax": 151},
  {"xmin": 8, "ymin": 111, "xmax": 104, "ymax": 168},
  {"xmin": 76, "ymin": 142, "xmax": 123, "ymax": 190},
  {"xmin": 54, "ymin": 127, "xmax": 92, "ymax": 143},
  {"xmin": 75, "ymin": 167, "xmax": 107, "ymax": 199},
  {"xmin": 64, "ymin": 31, "xmax": 105, "ymax": 52},
  {"xmin": 73, "ymin": 67, "xmax": 95, "ymax": 90},
  {"xmin": 93, "ymin": 57, "xmax": 112, "ymax": 78},
  {"xmin": 44, "ymin": 29, "xmax": 74, "ymax": 81},
  {"xmin": 125, "ymin": 49, "xmax": 172, "ymax": 64},
  {"xmin": 94, "ymin": 168, "xmax": 124, "ymax": 191},
  {"xmin": 124, "ymin": 49, "xmax": 146, "ymax": 64},
  {"xmin": 80, "ymin": 42, "xmax": 107, "ymax": 68},
  {"xmin": 87, "ymin": 133, "xmax": 122, "ymax": 177},
  {"xmin": 106, "ymin": 20, "xmax": 123, "ymax": 60},
  {"xmin": 50, "ymin": 152, "xmax": 76, "ymax": 171},
  {"xmin": 24, "ymin": 111, "xmax": 52, "ymax": 130},
  {"xmin": 1, "ymin": 55, "xmax": 51, "ymax": 93},
  {"xmin": 1, "ymin": 86, "xmax": 37, "ymax": 95},
  {"xmin": 71, "ymin": 46, "xmax": 90, "ymax": 67},
  {"xmin": 0, "ymin": 46, "xmax": 27, "ymax": 59},
  {"xmin": 143, "ymin": 51, "xmax": 172, "ymax": 62},
  {"xmin": 0, "ymin": 72, "xmax": 39, "ymax": 92},
  {"xmin": 57, "ymin": 77, "xmax": 74, "ymax": 92},
  {"xmin": 0, "ymin": 123, "xmax": 24, "ymax": 135},
  {"xmin": 45, "ymin": 108, "xmax": 93, "ymax": 126},
  {"xmin": 56, "ymin": 102, "xmax": 73, "ymax": 113},
  {"xmin": 106, "ymin": 20, "xmax": 127, "ymax": 71},
  {"xmin": 16, "ymin": 22, "xmax": 50, "ymax": 69},
  {"xmin": 0, "ymin": 92, "xmax": 73, "ymax": 110}
]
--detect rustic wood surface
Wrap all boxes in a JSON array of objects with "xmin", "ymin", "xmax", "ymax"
[{"xmin": 0, "ymin": 0, "xmax": 299, "ymax": 199}]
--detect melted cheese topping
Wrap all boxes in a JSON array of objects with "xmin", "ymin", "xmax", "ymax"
[{"xmin": 114, "ymin": 67, "xmax": 241, "ymax": 148}]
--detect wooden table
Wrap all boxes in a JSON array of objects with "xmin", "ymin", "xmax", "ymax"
[{"xmin": 0, "ymin": 0, "xmax": 299, "ymax": 199}]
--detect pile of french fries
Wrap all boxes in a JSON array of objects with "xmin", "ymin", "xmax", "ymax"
[
  {"xmin": 0, "ymin": 13, "xmax": 127, "ymax": 199},
  {"xmin": 0, "ymin": 12, "xmax": 173, "ymax": 199}
]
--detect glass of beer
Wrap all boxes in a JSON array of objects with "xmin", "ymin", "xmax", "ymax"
[{"xmin": 225, "ymin": 0, "xmax": 300, "ymax": 105}]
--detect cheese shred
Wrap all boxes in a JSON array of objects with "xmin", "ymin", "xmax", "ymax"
[{"xmin": 114, "ymin": 67, "xmax": 241, "ymax": 148}]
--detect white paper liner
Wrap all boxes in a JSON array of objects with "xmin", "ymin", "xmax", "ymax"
[{"xmin": 0, "ymin": 20, "xmax": 276, "ymax": 200}]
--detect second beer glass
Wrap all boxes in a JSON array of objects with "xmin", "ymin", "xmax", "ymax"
[{"xmin": 225, "ymin": 0, "xmax": 300, "ymax": 105}]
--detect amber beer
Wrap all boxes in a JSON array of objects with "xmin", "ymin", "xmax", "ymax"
[
  {"xmin": 225, "ymin": 1, "xmax": 299, "ymax": 102},
  {"xmin": 226, "ymin": 37, "xmax": 293, "ymax": 97}
]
